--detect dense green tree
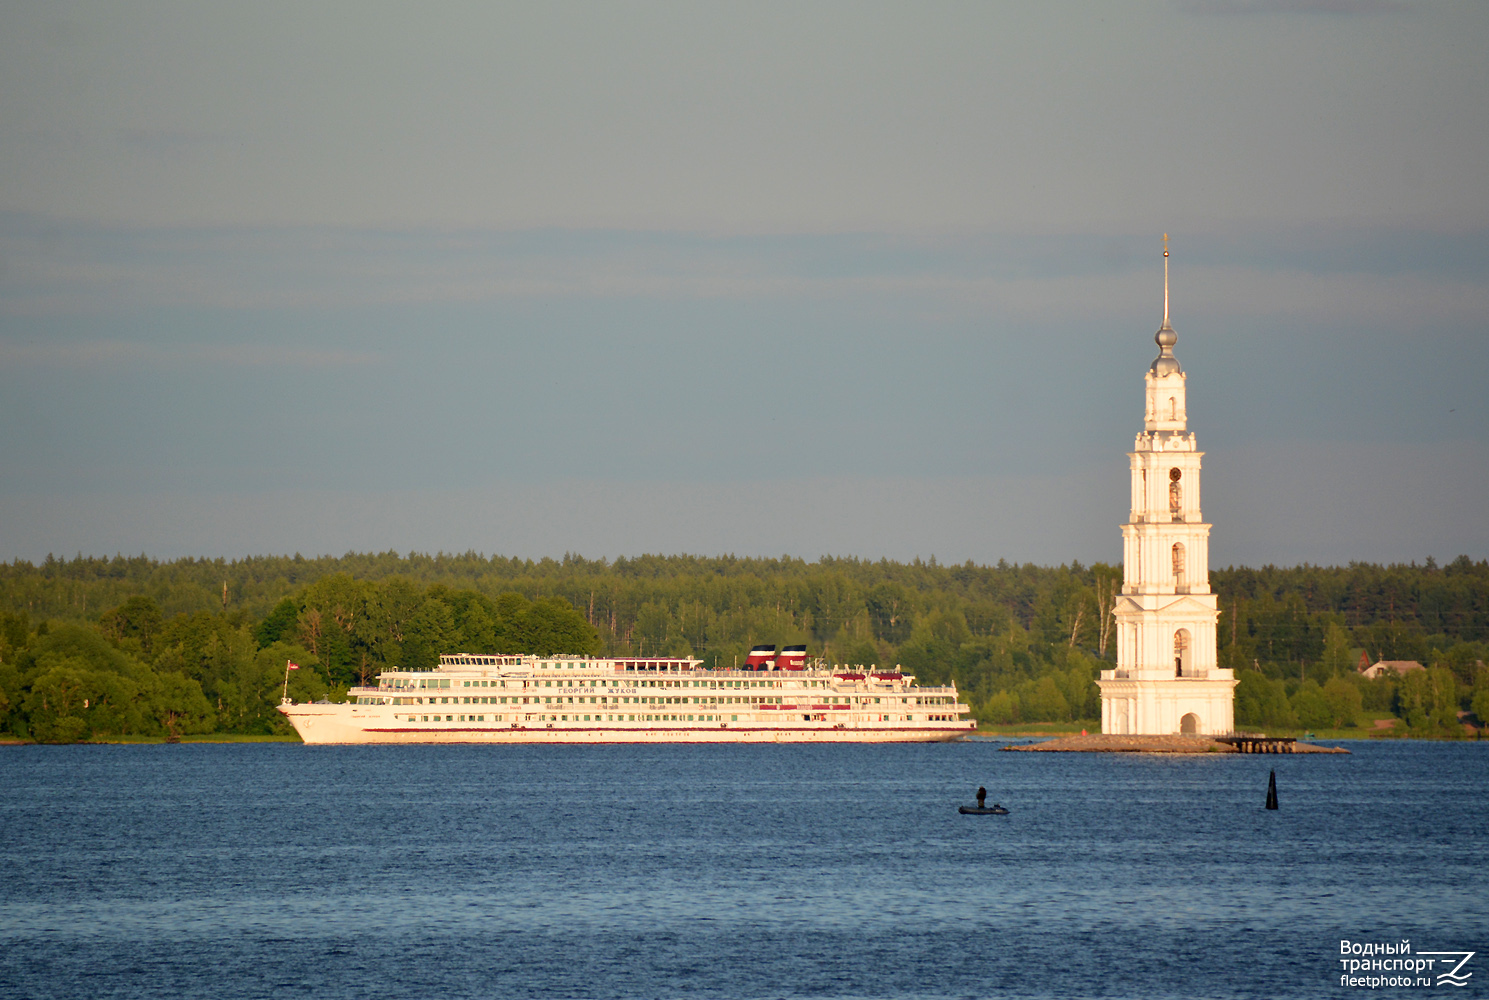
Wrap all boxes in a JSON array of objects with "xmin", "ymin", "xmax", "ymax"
[
  {"xmin": 297, "ymin": 574, "xmax": 374, "ymax": 687},
  {"xmin": 402, "ymin": 594, "xmax": 456, "ymax": 670},
  {"xmin": 1236, "ymin": 671, "xmax": 1296, "ymax": 729},
  {"xmin": 217, "ymin": 641, "xmax": 313, "ymax": 733},
  {"xmin": 1054, "ymin": 656, "xmax": 1101, "ymax": 720},
  {"xmin": 152, "ymin": 611, "xmax": 256, "ymax": 694},
  {"xmin": 839, "ymin": 639, "xmax": 882, "ymax": 670},
  {"xmin": 1321, "ymin": 676, "xmax": 1363, "ymax": 728},
  {"xmin": 1290, "ymin": 680, "xmax": 1332, "ymax": 729},
  {"xmin": 23, "ymin": 664, "xmax": 101, "ymax": 742},
  {"xmin": 867, "ymin": 583, "xmax": 915, "ymax": 644},
  {"xmin": 1022, "ymin": 676, "xmax": 1070, "ymax": 722},
  {"xmin": 152, "ymin": 672, "xmax": 215, "ymax": 740},
  {"xmin": 1356, "ymin": 674, "xmax": 1396, "ymax": 713},
  {"xmin": 982, "ymin": 690, "xmax": 1019, "ymax": 725},
  {"xmin": 1424, "ymin": 666, "xmax": 1462, "ymax": 733},
  {"xmin": 1319, "ymin": 623, "xmax": 1355, "ymax": 677},
  {"xmin": 17, "ymin": 634, "xmax": 213, "ymax": 743},
  {"xmin": 97, "ymin": 595, "xmax": 163, "ymax": 654},
  {"xmin": 1470, "ymin": 665, "xmax": 1489, "ymax": 726},
  {"xmin": 0, "ymin": 611, "xmax": 30, "ymax": 663},
  {"xmin": 505, "ymin": 596, "xmax": 603, "ymax": 655},
  {"xmin": 1393, "ymin": 667, "xmax": 1459, "ymax": 734},
  {"xmin": 253, "ymin": 598, "xmax": 299, "ymax": 648}
]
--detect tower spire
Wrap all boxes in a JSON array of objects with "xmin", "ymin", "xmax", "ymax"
[
  {"xmin": 1163, "ymin": 233, "xmax": 1169, "ymax": 327},
  {"xmin": 1151, "ymin": 234, "xmax": 1180, "ymax": 376}
]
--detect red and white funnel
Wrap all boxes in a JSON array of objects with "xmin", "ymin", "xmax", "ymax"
[{"xmin": 777, "ymin": 644, "xmax": 807, "ymax": 670}]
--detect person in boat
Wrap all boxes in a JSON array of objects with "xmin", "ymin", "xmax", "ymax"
[{"xmin": 976, "ymin": 786, "xmax": 987, "ymax": 809}]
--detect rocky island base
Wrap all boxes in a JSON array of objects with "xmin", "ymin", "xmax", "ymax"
[{"xmin": 1002, "ymin": 733, "xmax": 1349, "ymax": 754}]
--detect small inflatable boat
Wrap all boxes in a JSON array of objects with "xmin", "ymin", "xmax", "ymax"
[{"xmin": 959, "ymin": 804, "xmax": 1009, "ymax": 815}]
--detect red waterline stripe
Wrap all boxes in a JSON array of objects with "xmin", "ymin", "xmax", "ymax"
[{"xmin": 363, "ymin": 725, "xmax": 971, "ymax": 734}]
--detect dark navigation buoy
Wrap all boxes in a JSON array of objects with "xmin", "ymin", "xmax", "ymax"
[{"xmin": 1265, "ymin": 769, "xmax": 1279, "ymax": 810}]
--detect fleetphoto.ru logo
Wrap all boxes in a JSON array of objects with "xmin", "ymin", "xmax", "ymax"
[{"xmin": 1339, "ymin": 940, "xmax": 1475, "ymax": 988}]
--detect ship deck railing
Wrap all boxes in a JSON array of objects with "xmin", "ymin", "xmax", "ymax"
[{"xmin": 373, "ymin": 667, "xmax": 943, "ymax": 682}]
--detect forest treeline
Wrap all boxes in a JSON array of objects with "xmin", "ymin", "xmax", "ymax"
[{"xmin": 1, "ymin": 551, "xmax": 1486, "ymax": 741}]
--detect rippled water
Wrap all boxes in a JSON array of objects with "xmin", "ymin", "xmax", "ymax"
[{"xmin": 1, "ymin": 739, "xmax": 1485, "ymax": 999}]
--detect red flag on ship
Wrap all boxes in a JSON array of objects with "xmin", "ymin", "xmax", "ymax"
[{"xmin": 287, "ymin": 661, "xmax": 300, "ymax": 670}]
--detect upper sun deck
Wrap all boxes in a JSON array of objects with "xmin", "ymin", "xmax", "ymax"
[
  {"xmin": 370, "ymin": 652, "xmax": 926, "ymax": 691},
  {"xmin": 434, "ymin": 653, "xmax": 704, "ymax": 674}
]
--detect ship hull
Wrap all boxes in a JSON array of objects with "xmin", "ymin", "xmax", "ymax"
[
  {"xmin": 279, "ymin": 651, "xmax": 974, "ymax": 745},
  {"xmin": 280, "ymin": 704, "xmax": 971, "ymax": 745}
]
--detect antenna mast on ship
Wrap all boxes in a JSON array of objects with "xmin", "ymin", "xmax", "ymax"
[{"xmin": 281, "ymin": 659, "xmax": 300, "ymax": 703}]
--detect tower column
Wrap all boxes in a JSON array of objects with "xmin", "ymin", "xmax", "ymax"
[{"xmin": 1098, "ymin": 237, "xmax": 1237, "ymax": 735}]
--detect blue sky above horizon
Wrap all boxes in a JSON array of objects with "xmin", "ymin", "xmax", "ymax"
[{"xmin": 2, "ymin": 2, "xmax": 1486, "ymax": 567}]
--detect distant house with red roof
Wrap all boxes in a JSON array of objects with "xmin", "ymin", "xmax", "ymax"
[{"xmin": 1359, "ymin": 660, "xmax": 1425, "ymax": 680}]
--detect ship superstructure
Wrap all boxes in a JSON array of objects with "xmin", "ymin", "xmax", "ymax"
[{"xmin": 279, "ymin": 648, "xmax": 974, "ymax": 744}]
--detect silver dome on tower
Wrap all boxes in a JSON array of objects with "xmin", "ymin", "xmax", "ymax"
[{"xmin": 1151, "ymin": 234, "xmax": 1182, "ymax": 377}]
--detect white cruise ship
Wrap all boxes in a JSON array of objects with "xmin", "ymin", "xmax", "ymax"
[{"xmin": 279, "ymin": 646, "xmax": 975, "ymax": 744}]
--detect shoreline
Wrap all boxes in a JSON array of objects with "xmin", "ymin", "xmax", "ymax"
[
  {"xmin": 2, "ymin": 731, "xmax": 1478, "ymax": 747},
  {"xmin": 0, "ymin": 734, "xmax": 302, "ymax": 745}
]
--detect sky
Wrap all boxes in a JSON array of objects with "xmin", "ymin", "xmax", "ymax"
[{"xmin": 1, "ymin": 0, "xmax": 1486, "ymax": 568}]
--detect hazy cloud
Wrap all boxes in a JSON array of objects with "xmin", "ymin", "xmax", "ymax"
[
  {"xmin": 2, "ymin": 3, "xmax": 1484, "ymax": 232},
  {"xmin": 3, "ymin": 217, "xmax": 1485, "ymax": 329},
  {"xmin": 0, "ymin": 339, "xmax": 381, "ymax": 369},
  {"xmin": 114, "ymin": 127, "xmax": 222, "ymax": 156},
  {"xmin": 1190, "ymin": 0, "xmax": 1406, "ymax": 15}
]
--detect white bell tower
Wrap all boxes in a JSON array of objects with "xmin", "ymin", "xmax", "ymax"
[{"xmin": 1098, "ymin": 237, "xmax": 1237, "ymax": 735}]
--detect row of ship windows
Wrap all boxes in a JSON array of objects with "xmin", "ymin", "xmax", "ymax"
[
  {"xmin": 386, "ymin": 678, "xmax": 847, "ymax": 691},
  {"xmin": 447, "ymin": 661, "xmax": 690, "ymax": 670},
  {"xmin": 403, "ymin": 713, "xmax": 940, "ymax": 724},
  {"xmin": 444, "ymin": 660, "xmax": 618, "ymax": 669},
  {"xmin": 360, "ymin": 695, "xmax": 958, "ymax": 706},
  {"xmin": 410, "ymin": 714, "xmax": 729, "ymax": 724},
  {"xmin": 369, "ymin": 696, "xmax": 814, "ymax": 706}
]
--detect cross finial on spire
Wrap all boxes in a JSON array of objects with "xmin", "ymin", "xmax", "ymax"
[{"xmin": 1162, "ymin": 233, "xmax": 1170, "ymax": 327}]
